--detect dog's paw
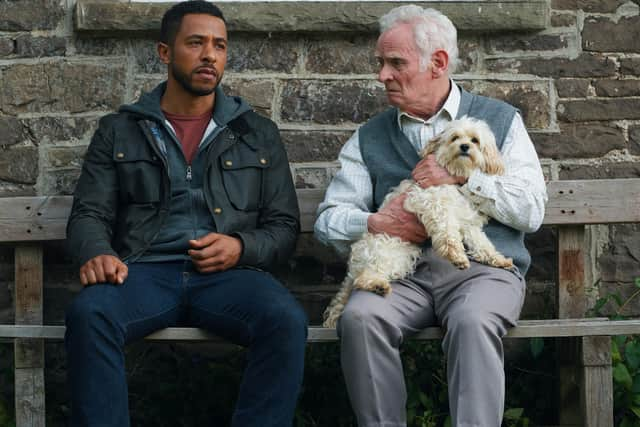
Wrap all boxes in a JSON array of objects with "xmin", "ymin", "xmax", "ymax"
[
  {"xmin": 452, "ymin": 257, "xmax": 471, "ymax": 269},
  {"xmin": 354, "ymin": 273, "xmax": 392, "ymax": 296},
  {"xmin": 491, "ymin": 256, "xmax": 514, "ymax": 269}
]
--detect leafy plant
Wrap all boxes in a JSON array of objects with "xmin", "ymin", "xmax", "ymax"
[{"xmin": 590, "ymin": 277, "xmax": 640, "ymax": 427}]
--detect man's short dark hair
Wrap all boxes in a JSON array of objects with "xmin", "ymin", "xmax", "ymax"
[{"xmin": 160, "ymin": 1, "xmax": 226, "ymax": 46}]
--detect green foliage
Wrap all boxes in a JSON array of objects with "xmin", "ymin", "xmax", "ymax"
[{"xmin": 590, "ymin": 277, "xmax": 640, "ymax": 427}]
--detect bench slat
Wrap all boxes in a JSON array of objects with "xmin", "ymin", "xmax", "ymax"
[
  {"xmin": 1, "ymin": 179, "xmax": 639, "ymax": 241},
  {"xmin": 3, "ymin": 319, "xmax": 640, "ymax": 342}
]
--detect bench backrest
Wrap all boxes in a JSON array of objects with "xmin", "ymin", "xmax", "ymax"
[{"xmin": 1, "ymin": 178, "xmax": 639, "ymax": 243}]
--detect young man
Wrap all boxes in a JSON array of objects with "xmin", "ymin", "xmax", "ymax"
[
  {"xmin": 65, "ymin": 2, "xmax": 307, "ymax": 426},
  {"xmin": 315, "ymin": 5, "xmax": 547, "ymax": 427}
]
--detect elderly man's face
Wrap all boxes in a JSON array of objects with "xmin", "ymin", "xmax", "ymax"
[{"xmin": 375, "ymin": 23, "xmax": 435, "ymax": 115}]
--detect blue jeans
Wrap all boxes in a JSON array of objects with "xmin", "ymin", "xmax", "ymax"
[{"xmin": 65, "ymin": 261, "xmax": 308, "ymax": 427}]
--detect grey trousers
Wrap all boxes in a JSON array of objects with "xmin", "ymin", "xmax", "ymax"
[{"xmin": 338, "ymin": 248, "xmax": 526, "ymax": 427}]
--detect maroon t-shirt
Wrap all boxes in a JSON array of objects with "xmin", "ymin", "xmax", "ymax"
[{"xmin": 163, "ymin": 109, "xmax": 212, "ymax": 164}]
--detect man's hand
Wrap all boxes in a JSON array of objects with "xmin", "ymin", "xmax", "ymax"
[
  {"xmin": 412, "ymin": 154, "xmax": 466, "ymax": 188},
  {"xmin": 189, "ymin": 233, "xmax": 243, "ymax": 273},
  {"xmin": 79, "ymin": 255, "xmax": 128, "ymax": 286},
  {"xmin": 367, "ymin": 193, "xmax": 428, "ymax": 244}
]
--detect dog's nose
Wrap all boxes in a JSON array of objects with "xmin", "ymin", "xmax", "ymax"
[{"xmin": 460, "ymin": 144, "xmax": 470, "ymax": 153}]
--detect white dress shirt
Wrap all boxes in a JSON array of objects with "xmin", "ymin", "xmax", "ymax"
[{"xmin": 314, "ymin": 82, "xmax": 548, "ymax": 256}]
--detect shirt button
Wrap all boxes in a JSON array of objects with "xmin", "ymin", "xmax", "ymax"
[
  {"xmin": 116, "ymin": 152, "xmax": 124, "ymax": 159},
  {"xmin": 213, "ymin": 208, "xmax": 222, "ymax": 214},
  {"xmin": 260, "ymin": 158, "xmax": 267, "ymax": 165},
  {"xmin": 224, "ymin": 160, "xmax": 232, "ymax": 167},
  {"xmin": 476, "ymin": 186, "xmax": 482, "ymax": 192}
]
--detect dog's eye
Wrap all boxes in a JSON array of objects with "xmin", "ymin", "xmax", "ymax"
[
  {"xmin": 452, "ymin": 135, "xmax": 459, "ymax": 141},
  {"xmin": 471, "ymin": 137, "xmax": 479, "ymax": 144}
]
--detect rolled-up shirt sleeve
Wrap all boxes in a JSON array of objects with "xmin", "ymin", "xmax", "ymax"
[
  {"xmin": 462, "ymin": 113, "xmax": 548, "ymax": 232},
  {"xmin": 314, "ymin": 129, "xmax": 373, "ymax": 255}
]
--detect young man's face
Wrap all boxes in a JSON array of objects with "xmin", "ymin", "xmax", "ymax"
[{"xmin": 161, "ymin": 13, "xmax": 228, "ymax": 97}]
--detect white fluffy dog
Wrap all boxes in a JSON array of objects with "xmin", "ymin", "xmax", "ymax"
[{"xmin": 323, "ymin": 117, "xmax": 514, "ymax": 328}]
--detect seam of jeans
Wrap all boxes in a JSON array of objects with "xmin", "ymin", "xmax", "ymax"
[
  {"xmin": 188, "ymin": 304, "xmax": 253, "ymax": 342},
  {"xmin": 122, "ymin": 303, "xmax": 181, "ymax": 337}
]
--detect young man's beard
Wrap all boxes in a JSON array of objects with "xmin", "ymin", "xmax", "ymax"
[{"xmin": 171, "ymin": 62, "xmax": 219, "ymax": 97}]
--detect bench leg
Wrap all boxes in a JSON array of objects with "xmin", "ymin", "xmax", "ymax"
[
  {"xmin": 15, "ymin": 340, "xmax": 45, "ymax": 427},
  {"xmin": 14, "ymin": 244, "xmax": 46, "ymax": 427},
  {"xmin": 581, "ymin": 336, "xmax": 613, "ymax": 427}
]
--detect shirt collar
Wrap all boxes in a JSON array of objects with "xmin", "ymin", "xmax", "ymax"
[{"xmin": 396, "ymin": 80, "xmax": 460, "ymax": 128}]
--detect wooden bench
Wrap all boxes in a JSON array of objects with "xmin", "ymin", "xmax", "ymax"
[{"xmin": 2, "ymin": 178, "xmax": 640, "ymax": 427}]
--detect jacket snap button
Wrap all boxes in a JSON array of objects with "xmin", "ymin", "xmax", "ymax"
[
  {"xmin": 116, "ymin": 152, "xmax": 125, "ymax": 159},
  {"xmin": 224, "ymin": 160, "xmax": 233, "ymax": 167},
  {"xmin": 476, "ymin": 186, "xmax": 482, "ymax": 191},
  {"xmin": 260, "ymin": 158, "xmax": 267, "ymax": 165},
  {"xmin": 213, "ymin": 207, "xmax": 222, "ymax": 214}
]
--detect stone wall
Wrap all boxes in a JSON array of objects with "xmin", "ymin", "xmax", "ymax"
[{"xmin": 0, "ymin": 0, "xmax": 639, "ymax": 325}]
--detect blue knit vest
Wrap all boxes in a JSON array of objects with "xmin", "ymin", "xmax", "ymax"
[{"xmin": 359, "ymin": 87, "xmax": 531, "ymax": 275}]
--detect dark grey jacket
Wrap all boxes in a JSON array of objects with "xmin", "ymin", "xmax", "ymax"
[{"xmin": 67, "ymin": 83, "xmax": 300, "ymax": 271}]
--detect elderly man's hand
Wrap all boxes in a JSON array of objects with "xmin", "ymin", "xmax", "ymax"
[
  {"xmin": 367, "ymin": 193, "xmax": 428, "ymax": 243},
  {"xmin": 79, "ymin": 255, "xmax": 128, "ymax": 286},
  {"xmin": 412, "ymin": 154, "xmax": 466, "ymax": 188},
  {"xmin": 189, "ymin": 233, "xmax": 243, "ymax": 273}
]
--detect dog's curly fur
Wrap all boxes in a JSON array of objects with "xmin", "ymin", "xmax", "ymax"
[{"xmin": 322, "ymin": 117, "xmax": 514, "ymax": 328}]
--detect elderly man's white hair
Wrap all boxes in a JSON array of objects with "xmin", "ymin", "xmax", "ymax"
[{"xmin": 379, "ymin": 5, "xmax": 459, "ymax": 74}]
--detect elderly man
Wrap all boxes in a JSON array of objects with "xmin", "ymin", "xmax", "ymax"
[
  {"xmin": 65, "ymin": 1, "xmax": 307, "ymax": 426},
  {"xmin": 315, "ymin": 5, "xmax": 547, "ymax": 427}
]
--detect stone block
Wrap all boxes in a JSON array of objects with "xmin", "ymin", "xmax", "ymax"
[
  {"xmin": 630, "ymin": 125, "xmax": 640, "ymax": 155},
  {"xmin": 305, "ymin": 34, "xmax": 378, "ymax": 75},
  {"xmin": 227, "ymin": 34, "xmax": 299, "ymax": 73},
  {"xmin": 0, "ymin": 0, "xmax": 64, "ymax": 31},
  {"xmin": 0, "ymin": 181, "xmax": 36, "ymax": 197},
  {"xmin": 464, "ymin": 80, "xmax": 550, "ymax": 129},
  {"xmin": 0, "ymin": 145, "xmax": 38, "ymax": 184},
  {"xmin": 551, "ymin": 12, "xmax": 577, "ymax": 27},
  {"xmin": 293, "ymin": 166, "xmax": 331, "ymax": 189},
  {"xmin": 0, "ymin": 116, "xmax": 29, "ymax": 147},
  {"xmin": 0, "ymin": 37, "xmax": 14, "ymax": 57},
  {"xmin": 486, "ymin": 53, "xmax": 616, "ymax": 78},
  {"xmin": 23, "ymin": 116, "xmax": 99, "ymax": 145},
  {"xmin": 74, "ymin": 37, "xmax": 129, "ymax": 57},
  {"xmin": 0, "ymin": 61, "xmax": 126, "ymax": 114},
  {"xmin": 281, "ymin": 80, "xmax": 387, "ymax": 124},
  {"xmin": 488, "ymin": 33, "xmax": 570, "ymax": 53},
  {"xmin": 132, "ymin": 76, "xmax": 165, "ymax": 102},
  {"xmin": 221, "ymin": 79, "xmax": 274, "ymax": 118},
  {"xmin": 583, "ymin": 16, "xmax": 640, "ymax": 52},
  {"xmin": 598, "ymin": 280, "xmax": 640, "ymax": 317},
  {"xmin": 41, "ymin": 169, "xmax": 82, "ymax": 195},
  {"xmin": 558, "ymin": 98, "xmax": 640, "ymax": 122},
  {"xmin": 560, "ymin": 162, "xmax": 640, "ymax": 179},
  {"xmin": 555, "ymin": 78, "xmax": 590, "ymax": 98},
  {"xmin": 14, "ymin": 35, "xmax": 66, "ymax": 58},
  {"xmin": 531, "ymin": 124, "xmax": 624, "ymax": 159},
  {"xmin": 593, "ymin": 79, "xmax": 640, "ymax": 97},
  {"xmin": 131, "ymin": 39, "xmax": 164, "ymax": 74},
  {"xmin": 620, "ymin": 58, "xmax": 640, "ymax": 76},
  {"xmin": 457, "ymin": 37, "xmax": 482, "ymax": 73},
  {"xmin": 45, "ymin": 146, "xmax": 88, "ymax": 169},
  {"xmin": 280, "ymin": 130, "xmax": 351, "ymax": 162},
  {"xmin": 551, "ymin": 0, "xmax": 628, "ymax": 13},
  {"xmin": 599, "ymin": 224, "xmax": 640, "ymax": 284}
]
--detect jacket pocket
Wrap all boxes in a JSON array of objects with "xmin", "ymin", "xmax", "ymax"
[
  {"xmin": 113, "ymin": 149, "xmax": 162, "ymax": 204},
  {"xmin": 220, "ymin": 149, "xmax": 270, "ymax": 211}
]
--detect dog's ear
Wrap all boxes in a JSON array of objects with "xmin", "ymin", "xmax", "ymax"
[
  {"xmin": 420, "ymin": 134, "xmax": 442, "ymax": 158},
  {"xmin": 482, "ymin": 140, "xmax": 505, "ymax": 175}
]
